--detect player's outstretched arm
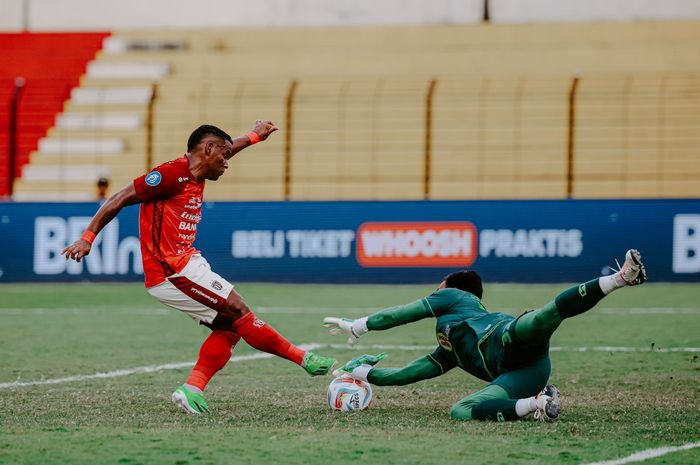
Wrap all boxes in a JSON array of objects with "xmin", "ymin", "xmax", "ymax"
[
  {"xmin": 61, "ymin": 183, "xmax": 140, "ymax": 262},
  {"xmin": 324, "ymin": 299, "xmax": 431, "ymax": 345},
  {"xmin": 337, "ymin": 354, "xmax": 445, "ymax": 386},
  {"xmin": 368, "ymin": 355, "xmax": 445, "ymax": 386},
  {"xmin": 226, "ymin": 119, "xmax": 279, "ymax": 160}
]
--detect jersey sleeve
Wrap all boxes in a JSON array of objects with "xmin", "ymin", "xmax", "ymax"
[
  {"xmin": 366, "ymin": 299, "xmax": 432, "ymax": 331},
  {"xmin": 427, "ymin": 346, "xmax": 457, "ymax": 374},
  {"xmin": 421, "ymin": 288, "xmax": 463, "ymax": 317},
  {"xmin": 133, "ymin": 162, "xmax": 182, "ymax": 202}
]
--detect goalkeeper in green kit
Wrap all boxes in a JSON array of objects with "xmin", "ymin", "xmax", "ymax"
[{"xmin": 323, "ymin": 249, "xmax": 646, "ymax": 422}]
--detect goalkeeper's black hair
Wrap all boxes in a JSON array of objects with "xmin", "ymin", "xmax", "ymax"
[
  {"xmin": 443, "ymin": 270, "xmax": 483, "ymax": 299},
  {"xmin": 187, "ymin": 124, "xmax": 232, "ymax": 151}
]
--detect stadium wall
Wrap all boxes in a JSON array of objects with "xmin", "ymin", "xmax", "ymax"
[
  {"xmin": 0, "ymin": 0, "xmax": 24, "ymax": 31},
  {"xmin": 2, "ymin": 0, "xmax": 700, "ymax": 31},
  {"xmin": 2, "ymin": 199, "xmax": 698, "ymax": 283},
  {"xmin": 493, "ymin": 0, "xmax": 700, "ymax": 23}
]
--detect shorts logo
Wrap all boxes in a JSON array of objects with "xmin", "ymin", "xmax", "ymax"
[
  {"xmin": 437, "ymin": 332, "xmax": 452, "ymax": 351},
  {"xmin": 190, "ymin": 287, "xmax": 218, "ymax": 305},
  {"xmin": 211, "ymin": 280, "xmax": 223, "ymax": 291},
  {"xmin": 356, "ymin": 222, "xmax": 477, "ymax": 267},
  {"xmin": 145, "ymin": 171, "xmax": 162, "ymax": 186}
]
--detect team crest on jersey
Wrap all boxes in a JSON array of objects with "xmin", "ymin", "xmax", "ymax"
[
  {"xmin": 437, "ymin": 332, "xmax": 452, "ymax": 351},
  {"xmin": 211, "ymin": 280, "xmax": 223, "ymax": 291},
  {"xmin": 145, "ymin": 171, "xmax": 162, "ymax": 186}
]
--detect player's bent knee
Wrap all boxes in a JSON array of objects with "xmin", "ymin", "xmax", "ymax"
[
  {"xmin": 219, "ymin": 295, "xmax": 250, "ymax": 320},
  {"xmin": 450, "ymin": 402, "xmax": 475, "ymax": 421}
]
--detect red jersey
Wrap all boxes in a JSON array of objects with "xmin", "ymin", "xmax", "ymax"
[{"xmin": 133, "ymin": 156, "xmax": 204, "ymax": 287}]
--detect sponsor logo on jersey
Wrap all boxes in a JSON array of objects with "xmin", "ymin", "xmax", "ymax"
[
  {"xmin": 211, "ymin": 280, "xmax": 223, "ymax": 291},
  {"xmin": 437, "ymin": 332, "xmax": 452, "ymax": 351},
  {"xmin": 145, "ymin": 171, "xmax": 162, "ymax": 186},
  {"xmin": 356, "ymin": 222, "xmax": 477, "ymax": 267},
  {"xmin": 178, "ymin": 177, "xmax": 189, "ymax": 183}
]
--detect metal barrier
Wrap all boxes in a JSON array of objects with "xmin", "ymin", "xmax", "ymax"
[{"xmin": 4, "ymin": 73, "xmax": 700, "ymax": 200}]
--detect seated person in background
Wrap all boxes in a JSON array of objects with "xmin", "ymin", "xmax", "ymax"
[{"xmin": 96, "ymin": 177, "xmax": 110, "ymax": 201}]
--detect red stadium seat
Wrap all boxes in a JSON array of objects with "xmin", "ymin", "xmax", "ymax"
[{"xmin": 0, "ymin": 32, "xmax": 109, "ymax": 196}]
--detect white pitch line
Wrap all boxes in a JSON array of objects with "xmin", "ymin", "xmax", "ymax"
[
  {"xmin": 0, "ymin": 343, "xmax": 321, "ymax": 390},
  {"xmin": 549, "ymin": 346, "xmax": 700, "ymax": 353},
  {"xmin": 579, "ymin": 441, "xmax": 700, "ymax": 465},
  {"xmin": 0, "ymin": 354, "xmax": 258, "ymax": 390},
  {"xmin": 1, "ymin": 306, "xmax": 697, "ymax": 316},
  {"xmin": 256, "ymin": 307, "xmax": 379, "ymax": 314},
  {"xmin": 0, "ymin": 308, "xmax": 170, "ymax": 316},
  {"xmin": 2, "ymin": 343, "xmax": 698, "ymax": 390},
  {"xmin": 598, "ymin": 307, "xmax": 699, "ymax": 315},
  {"xmin": 339, "ymin": 344, "xmax": 700, "ymax": 353},
  {"xmin": 0, "ymin": 307, "xmax": 376, "ymax": 316}
]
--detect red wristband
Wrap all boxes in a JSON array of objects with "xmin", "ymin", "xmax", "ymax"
[
  {"xmin": 81, "ymin": 230, "xmax": 96, "ymax": 244},
  {"xmin": 246, "ymin": 132, "xmax": 260, "ymax": 145}
]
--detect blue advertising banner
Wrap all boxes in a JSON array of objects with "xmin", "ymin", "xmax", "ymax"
[{"xmin": 0, "ymin": 199, "xmax": 698, "ymax": 283}]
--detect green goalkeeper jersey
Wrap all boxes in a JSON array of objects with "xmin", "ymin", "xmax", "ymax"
[{"xmin": 422, "ymin": 288, "xmax": 515, "ymax": 382}]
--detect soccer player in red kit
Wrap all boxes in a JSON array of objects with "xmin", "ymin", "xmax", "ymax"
[{"xmin": 62, "ymin": 121, "xmax": 336, "ymax": 414}]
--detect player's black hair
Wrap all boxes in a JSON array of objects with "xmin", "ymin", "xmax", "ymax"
[
  {"xmin": 443, "ymin": 270, "xmax": 483, "ymax": 299},
  {"xmin": 187, "ymin": 124, "xmax": 232, "ymax": 151}
]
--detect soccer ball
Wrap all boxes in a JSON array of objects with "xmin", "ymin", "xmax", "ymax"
[{"xmin": 327, "ymin": 375, "xmax": 373, "ymax": 412}]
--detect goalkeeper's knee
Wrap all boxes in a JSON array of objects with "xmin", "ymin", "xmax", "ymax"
[{"xmin": 450, "ymin": 402, "xmax": 476, "ymax": 421}]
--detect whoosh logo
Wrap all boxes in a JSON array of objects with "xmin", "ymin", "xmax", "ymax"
[{"xmin": 356, "ymin": 222, "xmax": 477, "ymax": 267}]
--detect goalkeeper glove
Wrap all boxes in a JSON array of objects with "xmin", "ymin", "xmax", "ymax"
[{"xmin": 322, "ymin": 316, "xmax": 368, "ymax": 346}]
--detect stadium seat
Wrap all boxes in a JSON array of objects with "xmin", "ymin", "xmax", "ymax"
[
  {"xmin": 8, "ymin": 22, "xmax": 700, "ymax": 200},
  {"xmin": 0, "ymin": 32, "xmax": 108, "ymax": 197}
]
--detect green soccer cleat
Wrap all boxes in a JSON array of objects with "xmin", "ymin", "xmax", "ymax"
[
  {"xmin": 171, "ymin": 384, "xmax": 210, "ymax": 414},
  {"xmin": 332, "ymin": 353, "xmax": 387, "ymax": 377},
  {"xmin": 302, "ymin": 352, "xmax": 337, "ymax": 376}
]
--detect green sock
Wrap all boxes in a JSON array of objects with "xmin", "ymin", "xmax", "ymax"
[
  {"xmin": 514, "ymin": 279, "xmax": 607, "ymax": 346},
  {"xmin": 554, "ymin": 278, "xmax": 606, "ymax": 319},
  {"xmin": 471, "ymin": 399, "xmax": 519, "ymax": 422}
]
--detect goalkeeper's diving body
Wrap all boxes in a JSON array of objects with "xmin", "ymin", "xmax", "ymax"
[{"xmin": 324, "ymin": 249, "xmax": 647, "ymax": 422}]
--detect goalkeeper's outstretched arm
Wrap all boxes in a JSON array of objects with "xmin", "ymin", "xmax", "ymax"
[
  {"xmin": 324, "ymin": 299, "xmax": 431, "ymax": 345},
  {"xmin": 368, "ymin": 355, "xmax": 445, "ymax": 386},
  {"xmin": 367, "ymin": 299, "xmax": 431, "ymax": 329}
]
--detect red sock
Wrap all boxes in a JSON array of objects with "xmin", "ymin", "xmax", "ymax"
[
  {"xmin": 186, "ymin": 330, "xmax": 241, "ymax": 391},
  {"xmin": 232, "ymin": 312, "xmax": 305, "ymax": 365}
]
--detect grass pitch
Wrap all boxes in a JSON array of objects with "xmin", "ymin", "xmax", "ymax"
[{"xmin": 0, "ymin": 282, "xmax": 698, "ymax": 465}]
